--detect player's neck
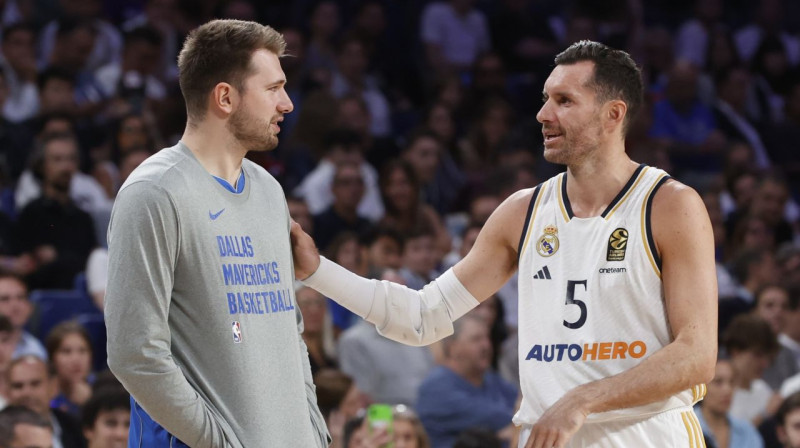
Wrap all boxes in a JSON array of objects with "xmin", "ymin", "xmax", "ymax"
[
  {"xmin": 565, "ymin": 150, "xmax": 638, "ymax": 218},
  {"xmin": 181, "ymin": 123, "xmax": 246, "ymax": 185}
]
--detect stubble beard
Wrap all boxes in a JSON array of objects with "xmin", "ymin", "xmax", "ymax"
[
  {"xmin": 542, "ymin": 118, "xmax": 603, "ymax": 166},
  {"xmin": 228, "ymin": 105, "xmax": 278, "ymax": 152}
]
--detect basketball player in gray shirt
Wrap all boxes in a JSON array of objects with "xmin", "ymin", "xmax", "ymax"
[{"xmin": 105, "ymin": 20, "xmax": 329, "ymax": 447}]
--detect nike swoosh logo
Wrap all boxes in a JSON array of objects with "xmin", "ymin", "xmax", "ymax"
[{"xmin": 209, "ymin": 209, "xmax": 225, "ymax": 220}]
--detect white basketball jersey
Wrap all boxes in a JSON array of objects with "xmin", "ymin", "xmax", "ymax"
[{"xmin": 513, "ymin": 165, "xmax": 706, "ymax": 426}]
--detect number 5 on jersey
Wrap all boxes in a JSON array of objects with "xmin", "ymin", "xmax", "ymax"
[{"xmin": 564, "ymin": 280, "xmax": 587, "ymax": 329}]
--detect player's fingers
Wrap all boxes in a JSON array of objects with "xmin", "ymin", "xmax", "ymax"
[{"xmin": 542, "ymin": 429, "xmax": 560, "ymax": 448}]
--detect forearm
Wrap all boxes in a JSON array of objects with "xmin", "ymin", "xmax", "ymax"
[
  {"xmin": 570, "ymin": 335, "xmax": 716, "ymax": 415},
  {"xmin": 302, "ymin": 257, "xmax": 478, "ymax": 346}
]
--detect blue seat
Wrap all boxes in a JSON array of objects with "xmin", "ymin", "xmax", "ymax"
[
  {"xmin": 73, "ymin": 272, "xmax": 88, "ymax": 296},
  {"xmin": 74, "ymin": 313, "xmax": 107, "ymax": 372},
  {"xmin": 28, "ymin": 290, "xmax": 102, "ymax": 342}
]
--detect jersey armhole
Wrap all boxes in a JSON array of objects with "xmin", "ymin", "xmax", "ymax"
[
  {"xmin": 643, "ymin": 176, "xmax": 671, "ymax": 274},
  {"xmin": 517, "ymin": 184, "xmax": 542, "ymax": 261}
]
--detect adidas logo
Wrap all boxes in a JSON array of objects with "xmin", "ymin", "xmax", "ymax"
[{"xmin": 533, "ymin": 266, "xmax": 552, "ymax": 280}]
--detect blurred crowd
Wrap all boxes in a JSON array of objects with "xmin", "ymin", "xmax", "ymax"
[{"xmin": 0, "ymin": 0, "xmax": 797, "ymax": 447}]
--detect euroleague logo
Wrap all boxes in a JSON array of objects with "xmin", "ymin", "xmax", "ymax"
[{"xmin": 607, "ymin": 228, "xmax": 628, "ymax": 261}]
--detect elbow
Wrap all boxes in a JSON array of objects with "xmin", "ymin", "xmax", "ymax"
[{"xmin": 696, "ymin": 346, "xmax": 718, "ymax": 385}]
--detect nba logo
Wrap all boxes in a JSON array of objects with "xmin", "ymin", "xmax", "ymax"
[{"xmin": 232, "ymin": 321, "xmax": 242, "ymax": 343}]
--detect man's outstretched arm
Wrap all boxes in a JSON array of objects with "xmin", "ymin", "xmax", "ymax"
[{"xmin": 291, "ymin": 189, "xmax": 532, "ymax": 345}]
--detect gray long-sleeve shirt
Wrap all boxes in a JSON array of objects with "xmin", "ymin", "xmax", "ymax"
[{"xmin": 105, "ymin": 142, "xmax": 329, "ymax": 447}]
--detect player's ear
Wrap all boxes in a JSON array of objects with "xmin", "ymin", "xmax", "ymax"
[
  {"xmin": 606, "ymin": 100, "xmax": 627, "ymax": 131},
  {"xmin": 210, "ymin": 82, "xmax": 238, "ymax": 117}
]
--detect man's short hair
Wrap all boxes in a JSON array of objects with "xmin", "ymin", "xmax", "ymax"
[
  {"xmin": 177, "ymin": 19, "xmax": 286, "ymax": 123},
  {"xmin": 722, "ymin": 313, "xmax": 779, "ymax": 356},
  {"xmin": 36, "ymin": 67, "xmax": 75, "ymax": 92},
  {"xmin": 123, "ymin": 25, "xmax": 163, "ymax": 48},
  {"xmin": 30, "ymin": 131, "xmax": 78, "ymax": 180},
  {"xmin": 0, "ymin": 405, "xmax": 51, "ymax": 446},
  {"xmin": 554, "ymin": 40, "xmax": 643, "ymax": 135},
  {"xmin": 80, "ymin": 388, "xmax": 130, "ymax": 430},
  {"xmin": 1, "ymin": 22, "xmax": 35, "ymax": 43},
  {"xmin": 323, "ymin": 129, "xmax": 363, "ymax": 154},
  {"xmin": 777, "ymin": 391, "xmax": 800, "ymax": 426}
]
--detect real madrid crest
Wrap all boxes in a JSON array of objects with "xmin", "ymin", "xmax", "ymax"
[{"xmin": 536, "ymin": 225, "xmax": 559, "ymax": 257}]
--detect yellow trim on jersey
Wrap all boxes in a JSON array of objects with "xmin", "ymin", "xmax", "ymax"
[
  {"xmin": 681, "ymin": 412, "xmax": 696, "ymax": 448},
  {"xmin": 604, "ymin": 166, "xmax": 650, "ymax": 220},
  {"xmin": 519, "ymin": 181, "xmax": 548, "ymax": 259},
  {"xmin": 556, "ymin": 174, "xmax": 570, "ymax": 222},
  {"xmin": 689, "ymin": 411, "xmax": 707, "ymax": 448},
  {"xmin": 640, "ymin": 173, "xmax": 668, "ymax": 278}
]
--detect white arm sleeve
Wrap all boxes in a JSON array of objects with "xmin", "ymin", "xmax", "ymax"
[{"xmin": 302, "ymin": 257, "xmax": 479, "ymax": 346}]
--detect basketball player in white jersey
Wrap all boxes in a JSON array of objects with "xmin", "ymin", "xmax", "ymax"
[{"xmin": 291, "ymin": 40, "xmax": 717, "ymax": 447}]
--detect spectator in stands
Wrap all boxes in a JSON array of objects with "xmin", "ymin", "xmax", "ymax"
[
  {"xmin": 776, "ymin": 392, "xmax": 800, "ymax": 448},
  {"xmin": 0, "ymin": 274, "xmax": 46, "ymax": 360},
  {"xmin": 15, "ymin": 125, "xmax": 111, "ymax": 217},
  {"xmin": 0, "ymin": 405, "xmax": 54, "ymax": 448},
  {"xmin": 338, "ymin": 292, "xmax": 435, "ymax": 406},
  {"xmin": 362, "ymin": 227, "xmax": 403, "ymax": 276},
  {"xmin": 734, "ymin": 0, "xmax": 800, "ymax": 66},
  {"xmin": 416, "ymin": 314, "xmax": 516, "ymax": 448},
  {"xmin": 314, "ymin": 369, "xmax": 368, "ymax": 448},
  {"xmin": 80, "ymin": 387, "xmax": 130, "ymax": 448},
  {"xmin": 37, "ymin": 70, "xmax": 76, "ymax": 118},
  {"xmin": 747, "ymin": 174, "xmax": 794, "ymax": 246},
  {"xmin": 694, "ymin": 355, "xmax": 765, "ymax": 448},
  {"xmin": 489, "ymin": 0, "xmax": 559, "ymax": 75},
  {"xmin": 402, "ymin": 129, "xmax": 463, "ymax": 217},
  {"xmin": 287, "ymin": 196, "xmax": 313, "ymax": 237},
  {"xmin": 713, "ymin": 66, "xmax": 771, "ymax": 169},
  {"xmin": 294, "ymin": 129, "xmax": 383, "ymax": 223},
  {"xmin": 780, "ymin": 290, "xmax": 800, "ymax": 375},
  {"xmin": 721, "ymin": 248, "xmax": 779, "ymax": 333},
  {"xmin": 458, "ymin": 98, "xmax": 514, "ymax": 181},
  {"xmin": 756, "ymin": 284, "xmax": 798, "ymax": 391},
  {"xmin": 649, "ymin": 60, "xmax": 721, "ymax": 172},
  {"xmin": 0, "ymin": 23, "xmax": 39, "ymax": 123},
  {"xmin": 38, "ymin": 0, "xmax": 123, "ymax": 73},
  {"xmin": 0, "ymin": 315, "xmax": 15, "ymax": 408},
  {"xmin": 46, "ymin": 322, "xmax": 93, "ymax": 417},
  {"xmin": 6, "ymin": 356, "xmax": 85, "ymax": 447},
  {"xmin": 95, "ymin": 25, "xmax": 166, "ymax": 111},
  {"xmin": 334, "ymin": 94, "xmax": 398, "ymax": 172},
  {"xmin": 420, "ymin": 0, "xmax": 491, "ymax": 78},
  {"xmin": 674, "ymin": 0, "xmax": 725, "ymax": 68},
  {"xmin": 392, "ymin": 405, "xmax": 430, "ymax": 448},
  {"xmin": 312, "ymin": 162, "xmax": 375, "ymax": 252},
  {"xmin": 727, "ymin": 215, "xmax": 775, "ymax": 260},
  {"xmin": 304, "ymin": 1, "xmax": 340, "ymax": 77},
  {"xmin": 0, "ymin": 70, "xmax": 34, "ymax": 185},
  {"xmin": 44, "ymin": 19, "xmax": 107, "ymax": 110},
  {"xmin": 379, "ymin": 160, "xmax": 451, "ymax": 257},
  {"xmin": 14, "ymin": 133, "xmax": 97, "ymax": 289},
  {"xmin": 296, "ymin": 286, "xmax": 336, "ymax": 375},
  {"xmin": 330, "ymin": 37, "xmax": 391, "ymax": 138},
  {"xmin": 398, "ymin": 224, "xmax": 440, "ymax": 291},
  {"xmin": 723, "ymin": 314, "xmax": 781, "ymax": 426}
]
